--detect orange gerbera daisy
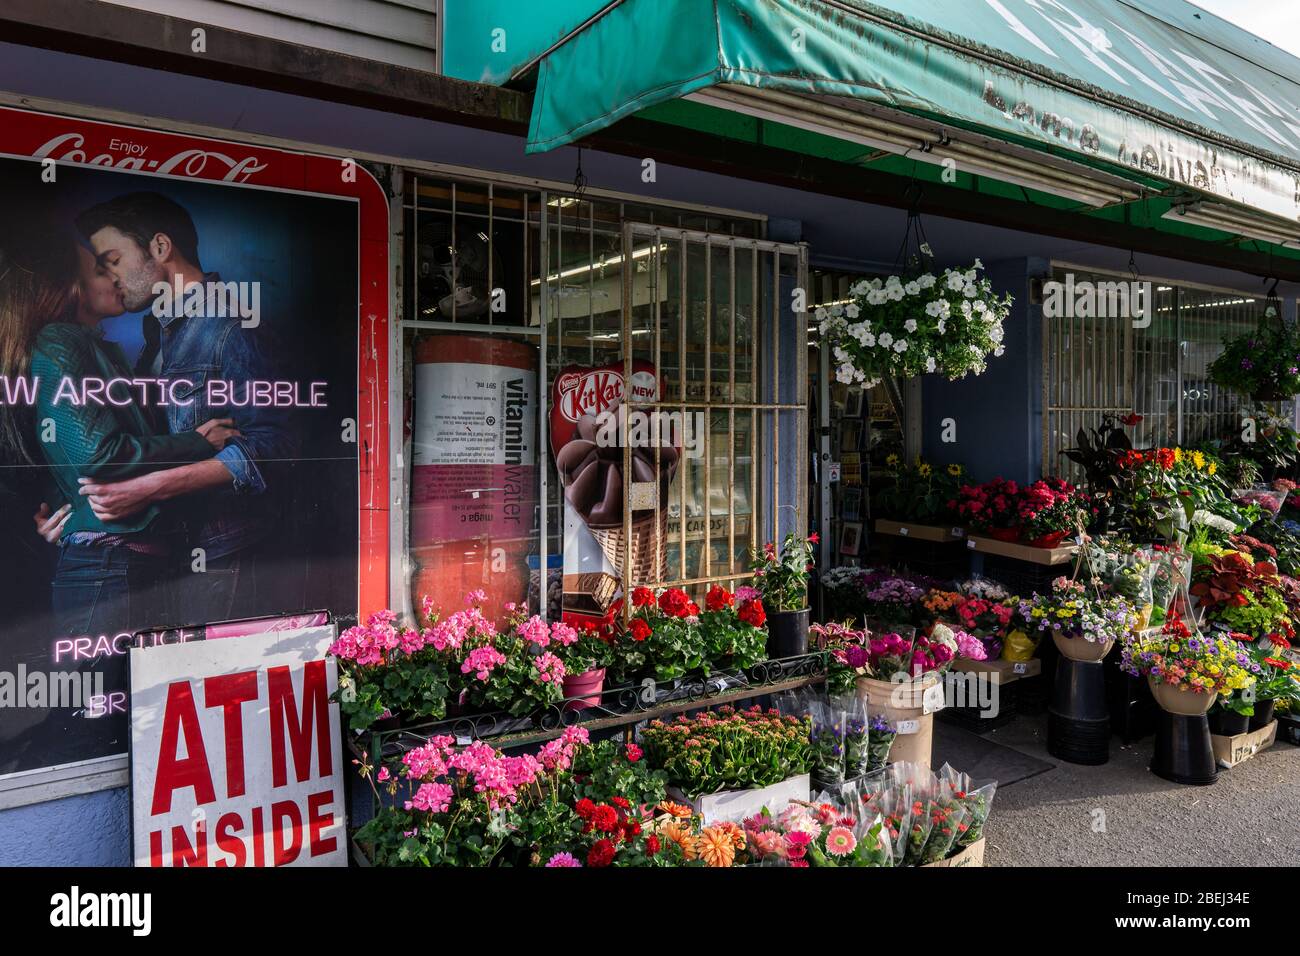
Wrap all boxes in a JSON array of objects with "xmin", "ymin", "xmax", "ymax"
[
  {"xmin": 713, "ymin": 820, "xmax": 747, "ymax": 851},
  {"xmin": 696, "ymin": 826, "xmax": 736, "ymax": 868},
  {"xmin": 656, "ymin": 801, "xmax": 694, "ymax": 819},
  {"xmin": 659, "ymin": 820, "xmax": 698, "ymax": 860}
]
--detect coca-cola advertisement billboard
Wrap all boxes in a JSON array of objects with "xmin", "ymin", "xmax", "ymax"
[{"xmin": 0, "ymin": 106, "xmax": 389, "ymax": 776}]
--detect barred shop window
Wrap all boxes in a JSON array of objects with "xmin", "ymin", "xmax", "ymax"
[
  {"xmin": 399, "ymin": 171, "xmax": 802, "ymax": 628},
  {"xmin": 1043, "ymin": 266, "xmax": 1295, "ymax": 479}
]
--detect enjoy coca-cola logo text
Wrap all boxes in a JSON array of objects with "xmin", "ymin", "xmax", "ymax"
[{"xmin": 33, "ymin": 133, "xmax": 270, "ymax": 183}]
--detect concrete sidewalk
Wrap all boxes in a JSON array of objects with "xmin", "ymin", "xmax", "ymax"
[{"xmin": 981, "ymin": 715, "xmax": 1300, "ymax": 866}]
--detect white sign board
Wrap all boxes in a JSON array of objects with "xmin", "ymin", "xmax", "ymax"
[{"xmin": 130, "ymin": 625, "xmax": 346, "ymax": 867}]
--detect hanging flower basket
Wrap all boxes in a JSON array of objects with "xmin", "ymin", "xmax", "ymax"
[
  {"xmin": 816, "ymin": 260, "xmax": 1013, "ymax": 388},
  {"xmin": 1207, "ymin": 304, "xmax": 1300, "ymax": 402}
]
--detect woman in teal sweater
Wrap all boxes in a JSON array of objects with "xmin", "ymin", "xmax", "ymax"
[{"xmin": 1, "ymin": 230, "xmax": 238, "ymax": 648}]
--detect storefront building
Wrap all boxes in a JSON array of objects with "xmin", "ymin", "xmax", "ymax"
[{"xmin": 1, "ymin": 0, "xmax": 1298, "ymax": 865}]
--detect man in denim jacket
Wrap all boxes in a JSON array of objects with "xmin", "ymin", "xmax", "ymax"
[{"xmin": 73, "ymin": 191, "xmax": 302, "ymax": 625}]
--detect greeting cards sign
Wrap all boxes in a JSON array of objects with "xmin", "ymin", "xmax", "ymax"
[{"xmin": 129, "ymin": 625, "xmax": 345, "ymax": 867}]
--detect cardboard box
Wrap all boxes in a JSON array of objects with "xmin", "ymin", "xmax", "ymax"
[
  {"xmin": 669, "ymin": 773, "xmax": 810, "ymax": 825},
  {"xmin": 874, "ymin": 519, "xmax": 965, "ymax": 543},
  {"xmin": 921, "ymin": 837, "xmax": 986, "ymax": 868},
  {"xmin": 965, "ymin": 535, "xmax": 1078, "ymax": 566},
  {"xmin": 1211, "ymin": 721, "xmax": 1278, "ymax": 768}
]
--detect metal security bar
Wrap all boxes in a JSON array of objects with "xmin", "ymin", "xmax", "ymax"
[
  {"xmin": 622, "ymin": 223, "xmax": 807, "ymax": 600},
  {"xmin": 1044, "ymin": 264, "xmax": 1277, "ymax": 477}
]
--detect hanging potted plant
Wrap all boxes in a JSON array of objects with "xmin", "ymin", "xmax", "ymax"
[
  {"xmin": 1208, "ymin": 304, "xmax": 1300, "ymax": 402},
  {"xmin": 751, "ymin": 532, "xmax": 817, "ymax": 658},
  {"xmin": 1120, "ymin": 611, "xmax": 1259, "ymax": 716},
  {"xmin": 816, "ymin": 260, "xmax": 1013, "ymax": 389}
]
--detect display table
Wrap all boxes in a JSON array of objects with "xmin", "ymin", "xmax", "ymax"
[
  {"xmin": 874, "ymin": 519, "xmax": 965, "ymax": 543},
  {"xmin": 965, "ymin": 535, "xmax": 1078, "ymax": 565}
]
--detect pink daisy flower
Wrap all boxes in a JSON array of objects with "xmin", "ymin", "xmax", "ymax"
[{"xmin": 825, "ymin": 826, "xmax": 857, "ymax": 858}]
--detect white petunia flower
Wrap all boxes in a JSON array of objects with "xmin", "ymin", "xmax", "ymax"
[
  {"xmin": 878, "ymin": 331, "xmax": 894, "ymax": 348},
  {"xmin": 994, "ymin": 346, "xmax": 1005, "ymax": 356},
  {"xmin": 972, "ymin": 299, "xmax": 987, "ymax": 313},
  {"xmin": 974, "ymin": 258, "xmax": 984, "ymax": 270},
  {"xmin": 925, "ymin": 356, "xmax": 937, "ymax": 373},
  {"xmin": 963, "ymin": 283, "xmax": 977, "ymax": 298},
  {"xmin": 947, "ymin": 273, "xmax": 965, "ymax": 291},
  {"xmin": 837, "ymin": 363, "xmax": 855, "ymax": 384},
  {"xmin": 990, "ymin": 326, "xmax": 1004, "ymax": 344},
  {"xmin": 862, "ymin": 332, "xmax": 876, "ymax": 347},
  {"xmin": 894, "ymin": 339, "xmax": 908, "ymax": 353},
  {"xmin": 904, "ymin": 319, "xmax": 918, "ymax": 333},
  {"xmin": 815, "ymin": 307, "xmax": 828, "ymax": 322},
  {"xmin": 905, "ymin": 281, "xmax": 920, "ymax": 296},
  {"xmin": 845, "ymin": 303, "xmax": 860, "ymax": 319},
  {"xmin": 937, "ymin": 318, "xmax": 946, "ymax": 334},
  {"xmin": 918, "ymin": 273, "xmax": 936, "ymax": 289}
]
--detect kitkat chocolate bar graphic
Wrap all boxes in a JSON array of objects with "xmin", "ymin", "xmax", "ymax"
[{"xmin": 550, "ymin": 361, "xmax": 679, "ymax": 588}]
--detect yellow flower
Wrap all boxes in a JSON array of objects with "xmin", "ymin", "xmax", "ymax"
[
  {"xmin": 1192, "ymin": 450, "xmax": 1206, "ymax": 470},
  {"xmin": 947, "ymin": 463, "xmax": 963, "ymax": 477},
  {"xmin": 918, "ymin": 462, "xmax": 933, "ymax": 478},
  {"xmin": 1208, "ymin": 461, "xmax": 1217, "ymax": 476},
  {"xmin": 1173, "ymin": 447, "xmax": 1184, "ymax": 464},
  {"xmin": 885, "ymin": 453, "xmax": 900, "ymax": 469},
  {"xmin": 696, "ymin": 826, "xmax": 737, "ymax": 867}
]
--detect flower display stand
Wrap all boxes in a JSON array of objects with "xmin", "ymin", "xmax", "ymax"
[
  {"xmin": 874, "ymin": 520, "xmax": 965, "ymax": 543},
  {"xmin": 668, "ymin": 773, "xmax": 811, "ymax": 826},
  {"xmin": 1151, "ymin": 710, "xmax": 1217, "ymax": 785},
  {"xmin": 1047, "ymin": 656, "xmax": 1111, "ymax": 765},
  {"xmin": 942, "ymin": 658, "xmax": 1043, "ymax": 733},
  {"xmin": 964, "ymin": 535, "xmax": 1078, "ymax": 565},
  {"xmin": 1210, "ymin": 721, "xmax": 1278, "ymax": 769}
]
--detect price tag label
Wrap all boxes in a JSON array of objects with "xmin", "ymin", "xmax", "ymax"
[
  {"xmin": 951, "ymin": 528, "xmax": 963, "ymax": 538},
  {"xmin": 1013, "ymin": 662, "xmax": 1028, "ymax": 675},
  {"xmin": 923, "ymin": 683, "xmax": 946, "ymax": 714},
  {"xmin": 967, "ymin": 538, "xmax": 977, "ymax": 549},
  {"xmin": 456, "ymin": 734, "xmax": 473, "ymax": 746},
  {"xmin": 896, "ymin": 719, "xmax": 920, "ymax": 735},
  {"xmin": 898, "ymin": 526, "xmax": 910, "ymax": 536}
]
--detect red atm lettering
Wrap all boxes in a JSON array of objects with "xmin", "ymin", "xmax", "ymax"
[
  {"xmin": 268, "ymin": 660, "xmax": 332, "ymax": 786},
  {"xmin": 151, "ymin": 680, "xmax": 216, "ymax": 814}
]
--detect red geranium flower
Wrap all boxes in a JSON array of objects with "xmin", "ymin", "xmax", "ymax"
[
  {"xmin": 738, "ymin": 598, "xmax": 766, "ymax": 628},
  {"xmin": 629, "ymin": 618, "xmax": 652, "ymax": 642},
  {"xmin": 592, "ymin": 804, "xmax": 620, "ymax": 833},
  {"xmin": 575, "ymin": 798, "xmax": 596, "ymax": 820},
  {"xmin": 624, "ymin": 743, "xmax": 643, "ymax": 762},
  {"xmin": 705, "ymin": 584, "xmax": 734, "ymax": 611},
  {"xmin": 658, "ymin": 587, "xmax": 692, "ymax": 617},
  {"xmin": 631, "ymin": 587, "xmax": 656, "ymax": 608},
  {"xmin": 587, "ymin": 839, "xmax": 616, "ymax": 868},
  {"xmin": 611, "ymin": 796, "xmax": 631, "ymax": 810}
]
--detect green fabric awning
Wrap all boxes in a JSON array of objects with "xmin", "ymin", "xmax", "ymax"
[{"xmin": 523, "ymin": 0, "xmax": 1300, "ymax": 228}]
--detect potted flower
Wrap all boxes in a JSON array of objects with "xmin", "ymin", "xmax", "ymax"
[
  {"xmin": 1016, "ymin": 477, "xmax": 1089, "ymax": 548},
  {"xmin": 815, "ymin": 260, "xmax": 1012, "ymax": 389},
  {"xmin": 330, "ymin": 606, "xmax": 451, "ymax": 731},
  {"xmin": 620, "ymin": 586, "xmax": 706, "ymax": 683},
  {"xmin": 1246, "ymin": 652, "xmax": 1299, "ymax": 731},
  {"xmin": 1120, "ymin": 612, "xmax": 1258, "ymax": 716},
  {"xmin": 639, "ymin": 706, "xmax": 812, "ymax": 819},
  {"xmin": 559, "ymin": 620, "xmax": 616, "ymax": 712},
  {"xmin": 951, "ymin": 477, "xmax": 1022, "ymax": 541},
  {"xmin": 875, "ymin": 457, "xmax": 964, "ymax": 525},
  {"xmin": 859, "ymin": 570, "xmax": 930, "ymax": 626},
  {"xmin": 751, "ymin": 532, "xmax": 817, "ymax": 658},
  {"xmin": 1016, "ymin": 577, "xmax": 1136, "ymax": 662}
]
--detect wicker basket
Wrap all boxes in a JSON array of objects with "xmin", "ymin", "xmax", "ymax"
[{"xmin": 589, "ymin": 510, "xmax": 669, "ymax": 586}]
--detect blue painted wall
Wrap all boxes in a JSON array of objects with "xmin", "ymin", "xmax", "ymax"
[
  {"xmin": 0, "ymin": 788, "xmax": 129, "ymax": 866},
  {"xmin": 920, "ymin": 257, "xmax": 1046, "ymax": 485}
]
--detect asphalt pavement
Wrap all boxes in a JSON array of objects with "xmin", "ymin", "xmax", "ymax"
[{"xmin": 981, "ymin": 715, "xmax": 1300, "ymax": 866}]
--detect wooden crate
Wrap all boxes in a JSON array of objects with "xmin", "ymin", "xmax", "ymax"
[
  {"xmin": 1212, "ymin": 721, "xmax": 1277, "ymax": 768},
  {"xmin": 965, "ymin": 535, "xmax": 1078, "ymax": 566},
  {"xmin": 952, "ymin": 657, "xmax": 1042, "ymax": 685},
  {"xmin": 874, "ymin": 519, "xmax": 965, "ymax": 543}
]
